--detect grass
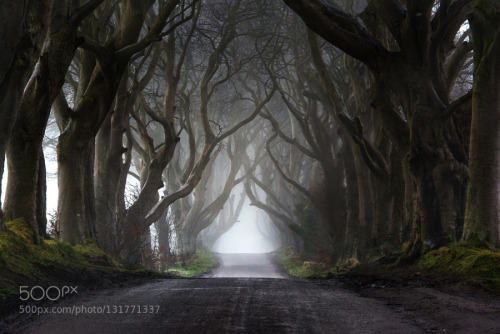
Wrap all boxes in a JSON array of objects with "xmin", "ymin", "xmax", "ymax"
[
  {"xmin": 341, "ymin": 241, "xmax": 500, "ymax": 295},
  {"xmin": 277, "ymin": 247, "xmax": 337, "ymax": 279},
  {"xmin": 415, "ymin": 242, "xmax": 500, "ymax": 293},
  {"xmin": 166, "ymin": 247, "xmax": 217, "ymax": 278},
  {"xmin": 277, "ymin": 242, "xmax": 500, "ymax": 295},
  {"xmin": 0, "ymin": 219, "xmax": 176, "ymax": 315},
  {"xmin": 0, "ymin": 219, "xmax": 118, "ymax": 302}
]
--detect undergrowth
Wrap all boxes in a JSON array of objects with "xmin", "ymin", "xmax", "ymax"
[
  {"xmin": 278, "ymin": 247, "xmax": 338, "ymax": 279},
  {"xmin": 0, "ymin": 219, "xmax": 121, "ymax": 302},
  {"xmin": 166, "ymin": 247, "xmax": 217, "ymax": 278},
  {"xmin": 278, "ymin": 242, "xmax": 500, "ymax": 295},
  {"xmin": 0, "ymin": 219, "xmax": 177, "ymax": 315},
  {"xmin": 416, "ymin": 242, "xmax": 500, "ymax": 293}
]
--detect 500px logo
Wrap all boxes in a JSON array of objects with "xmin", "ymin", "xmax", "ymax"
[{"xmin": 19, "ymin": 286, "xmax": 78, "ymax": 301}]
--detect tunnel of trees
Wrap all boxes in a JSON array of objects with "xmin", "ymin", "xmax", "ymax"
[{"xmin": 0, "ymin": 0, "xmax": 498, "ymax": 267}]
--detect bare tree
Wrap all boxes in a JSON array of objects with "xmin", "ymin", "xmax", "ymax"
[
  {"xmin": 0, "ymin": 0, "xmax": 50, "ymax": 231},
  {"xmin": 3, "ymin": 0, "xmax": 104, "ymax": 243},
  {"xmin": 55, "ymin": 0, "xmax": 193, "ymax": 245},
  {"xmin": 284, "ymin": 0, "xmax": 473, "ymax": 258},
  {"xmin": 463, "ymin": 0, "xmax": 500, "ymax": 247}
]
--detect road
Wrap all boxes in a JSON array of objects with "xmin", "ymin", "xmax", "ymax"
[
  {"xmin": 206, "ymin": 253, "xmax": 287, "ymax": 278},
  {"xmin": 2, "ymin": 253, "xmax": 500, "ymax": 333}
]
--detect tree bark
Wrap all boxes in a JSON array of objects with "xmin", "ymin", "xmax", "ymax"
[
  {"xmin": 36, "ymin": 148, "xmax": 47, "ymax": 237},
  {"xmin": 57, "ymin": 0, "xmax": 180, "ymax": 245},
  {"xmin": 94, "ymin": 72, "xmax": 133, "ymax": 254},
  {"xmin": 0, "ymin": 0, "xmax": 48, "ymax": 231},
  {"xmin": 342, "ymin": 143, "xmax": 359, "ymax": 258},
  {"xmin": 4, "ymin": 0, "xmax": 104, "ymax": 242},
  {"xmin": 120, "ymin": 146, "xmax": 177, "ymax": 263},
  {"xmin": 0, "ymin": 60, "xmax": 32, "ymax": 231},
  {"xmin": 0, "ymin": 0, "xmax": 27, "ymax": 85},
  {"xmin": 57, "ymin": 138, "xmax": 92, "ymax": 245},
  {"xmin": 155, "ymin": 210, "xmax": 175, "ymax": 271},
  {"xmin": 84, "ymin": 141, "xmax": 97, "ymax": 239},
  {"xmin": 288, "ymin": 0, "xmax": 470, "ymax": 256},
  {"xmin": 369, "ymin": 129, "xmax": 392, "ymax": 250},
  {"xmin": 463, "ymin": 0, "xmax": 500, "ymax": 247}
]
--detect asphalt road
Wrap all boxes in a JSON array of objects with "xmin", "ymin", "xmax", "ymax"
[
  {"xmin": 3, "ymin": 253, "xmax": 499, "ymax": 333},
  {"xmin": 205, "ymin": 253, "xmax": 287, "ymax": 278}
]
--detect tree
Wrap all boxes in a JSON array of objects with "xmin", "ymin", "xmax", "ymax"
[
  {"xmin": 3, "ymin": 0, "xmax": 104, "ymax": 243},
  {"xmin": 463, "ymin": 0, "xmax": 500, "ymax": 247},
  {"xmin": 200, "ymin": 192, "xmax": 246, "ymax": 250},
  {"xmin": 56, "ymin": 0, "xmax": 188, "ymax": 245},
  {"xmin": 284, "ymin": 0, "xmax": 473, "ymax": 258},
  {"xmin": 136, "ymin": 0, "xmax": 276, "ymax": 262},
  {"xmin": 175, "ymin": 129, "xmax": 249, "ymax": 261},
  {"xmin": 117, "ymin": 4, "xmax": 200, "ymax": 262},
  {"xmin": 0, "ymin": 0, "xmax": 49, "ymax": 231}
]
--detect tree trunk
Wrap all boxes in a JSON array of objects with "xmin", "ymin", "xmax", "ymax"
[
  {"xmin": 84, "ymin": 142, "xmax": 97, "ymax": 239},
  {"xmin": 4, "ymin": 132, "xmax": 42, "ymax": 242},
  {"xmin": 369, "ymin": 132, "xmax": 392, "ymax": 251},
  {"xmin": 5, "ymin": 0, "xmax": 103, "ymax": 243},
  {"xmin": 352, "ymin": 150, "xmax": 373, "ymax": 256},
  {"xmin": 286, "ymin": 0, "xmax": 471, "ymax": 260},
  {"xmin": 405, "ymin": 109, "xmax": 468, "ymax": 255},
  {"xmin": 463, "ymin": 1, "xmax": 500, "ymax": 247},
  {"xmin": 177, "ymin": 228, "xmax": 197, "ymax": 266},
  {"xmin": 120, "ymin": 147, "xmax": 176, "ymax": 263},
  {"xmin": 342, "ymin": 143, "xmax": 359, "ymax": 258},
  {"xmin": 95, "ymin": 114, "xmax": 116, "ymax": 253},
  {"xmin": 56, "ymin": 0, "xmax": 165, "ymax": 247},
  {"xmin": 36, "ymin": 148, "xmax": 47, "ymax": 238},
  {"xmin": 155, "ymin": 210, "xmax": 175, "ymax": 271},
  {"xmin": 0, "ymin": 61, "xmax": 31, "ymax": 231},
  {"xmin": 57, "ymin": 135, "xmax": 90, "ymax": 245},
  {"xmin": 94, "ymin": 86, "xmax": 132, "ymax": 254},
  {"xmin": 0, "ymin": 0, "xmax": 48, "ymax": 231},
  {"xmin": 389, "ymin": 149, "xmax": 405, "ymax": 246}
]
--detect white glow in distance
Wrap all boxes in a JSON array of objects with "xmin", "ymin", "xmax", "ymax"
[{"xmin": 212, "ymin": 205, "xmax": 279, "ymax": 254}]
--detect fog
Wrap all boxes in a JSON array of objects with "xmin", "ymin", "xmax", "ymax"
[{"xmin": 212, "ymin": 204, "xmax": 280, "ymax": 254}]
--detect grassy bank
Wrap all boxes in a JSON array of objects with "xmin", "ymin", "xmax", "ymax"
[
  {"xmin": 343, "ymin": 242, "xmax": 500, "ymax": 294},
  {"xmin": 413, "ymin": 243, "xmax": 500, "ymax": 293},
  {"xmin": 278, "ymin": 247, "xmax": 337, "ymax": 279},
  {"xmin": 278, "ymin": 243, "xmax": 500, "ymax": 294},
  {"xmin": 0, "ymin": 219, "xmax": 174, "ymax": 316},
  {"xmin": 166, "ymin": 247, "xmax": 217, "ymax": 278}
]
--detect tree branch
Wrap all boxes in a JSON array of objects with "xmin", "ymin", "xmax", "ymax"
[
  {"xmin": 266, "ymin": 133, "xmax": 313, "ymax": 201},
  {"xmin": 116, "ymin": 0, "xmax": 188, "ymax": 58},
  {"xmin": 70, "ymin": 0, "xmax": 105, "ymax": 26},
  {"xmin": 283, "ymin": 0, "xmax": 388, "ymax": 67}
]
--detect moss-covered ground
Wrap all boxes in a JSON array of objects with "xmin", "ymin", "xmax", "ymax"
[
  {"xmin": 277, "ymin": 247, "xmax": 337, "ymax": 279},
  {"xmin": 414, "ymin": 242, "xmax": 500, "ymax": 293},
  {"xmin": 278, "ymin": 243, "xmax": 500, "ymax": 295},
  {"xmin": 166, "ymin": 247, "xmax": 217, "ymax": 278},
  {"xmin": 0, "ymin": 219, "xmax": 178, "ymax": 316}
]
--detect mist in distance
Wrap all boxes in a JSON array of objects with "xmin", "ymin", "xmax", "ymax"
[{"xmin": 212, "ymin": 204, "xmax": 280, "ymax": 254}]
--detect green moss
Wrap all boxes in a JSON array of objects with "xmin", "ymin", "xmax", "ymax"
[
  {"xmin": 5, "ymin": 219, "xmax": 34, "ymax": 241},
  {"xmin": 278, "ymin": 247, "xmax": 337, "ymax": 279},
  {"xmin": 166, "ymin": 247, "xmax": 217, "ymax": 278},
  {"xmin": 416, "ymin": 242, "xmax": 500, "ymax": 292},
  {"xmin": 0, "ymin": 219, "xmax": 120, "ymax": 304}
]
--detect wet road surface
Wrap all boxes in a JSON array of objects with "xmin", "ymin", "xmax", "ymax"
[
  {"xmin": 3, "ymin": 253, "xmax": 499, "ymax": 333},
  {"xmin": 205, "ymin": 253, "xmax": 287, "ymax": 278}
]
